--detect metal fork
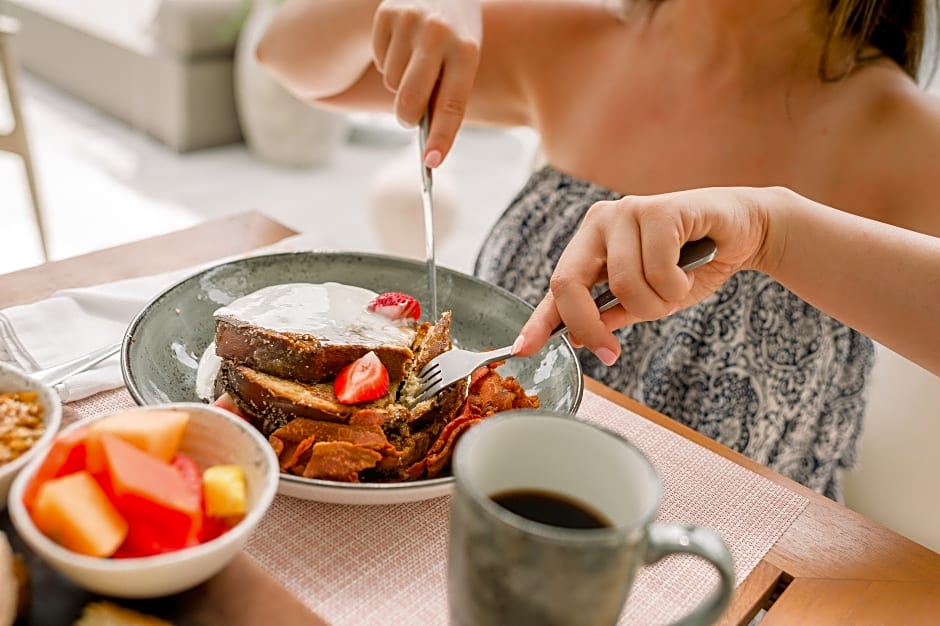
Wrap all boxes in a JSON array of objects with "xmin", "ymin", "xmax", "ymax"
[
  {"xmin": 410, "ymin": 237, "xmax": 717, "ymax": 404},
  {"xmin": 31, "ymin": 341, "xmax": 122, "ymax": 387}
]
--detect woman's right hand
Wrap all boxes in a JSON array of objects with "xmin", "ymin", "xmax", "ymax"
[{"xmin": 372, "ymin": 0, "xmax": 482, "ymax": 167}]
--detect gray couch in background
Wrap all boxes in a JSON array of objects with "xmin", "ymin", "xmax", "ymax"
[{"xmin": 3, "ymin": 0, "xmax": 244, "ymax": 152}]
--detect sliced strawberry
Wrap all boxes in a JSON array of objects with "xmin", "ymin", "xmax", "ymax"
[
  {"xmin": 367, "ymin": 291, "xmax": 421, "ymax": 321},
  {"xmin": 334, "ymin": 351, "xmax": 390, "ymax": 405}
]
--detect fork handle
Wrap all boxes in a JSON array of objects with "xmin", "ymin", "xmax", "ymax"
[
  {"xmin": 479, "ymin": 344, "xmax": 516, "ymax": 366},
  {"xmin": 548, "ymin": 237, "xmax": 717, "ymax": 338},
  {"xmin": 32, "ymin": 342, "xmax": 122, "ymax": 387}
]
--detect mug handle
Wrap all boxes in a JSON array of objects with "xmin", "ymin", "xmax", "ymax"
[{"xmin": 645, "ymin": 523, "xmax": 736, "ymax": 626}]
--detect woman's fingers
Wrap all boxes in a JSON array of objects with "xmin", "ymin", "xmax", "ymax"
[
  {"xmin": 372, "ymin": 4, "xmax": 419, "ymax": 86},
  {"xmin": 377, "ymin": 17, "xmax": 417, "ymax": 92},
  {"xmin": 606, "ymin": 207, "xmax": 692, "ymax": 320},
  {"xmin": 548, "ymin": 205, "xmax": 625, "ymax": 364},
  {"xmin": 518, "ymin": 187, "xmax": 784, "ymax": 361},
  {"xmin": 371, "ymin": 13, "xmax": 392, "ymax": 72},
  {"xmin": 372, "ymin": 2, "xmax": 480, "ymax": 165},
  {"xmin": 520, "ymin": 286, "xmax": 632, "ymax": 367},
  {"xmin": 514, "ymin": 293, "xmax": 564, "ymax": 358},
  {"xmin": 395, "ymin": 49, "xmax": 444, "ymax": 127},
  {"xmin": 423, "ymin": 41, "xmax": 478, "ymax": 166}
]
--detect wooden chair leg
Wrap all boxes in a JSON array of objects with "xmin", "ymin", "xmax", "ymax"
[
  {"xmin": 0, "ymin": 15, "xmax": 49, "ymax": 261},
  {"xmin": 18, "ymin": 140, "xmax": 48, "ymax": 259}
]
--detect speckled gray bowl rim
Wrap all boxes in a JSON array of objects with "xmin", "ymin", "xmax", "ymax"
[{"xmin": 121, "ymin": 250, "xmax": 584, "ymax": 501}]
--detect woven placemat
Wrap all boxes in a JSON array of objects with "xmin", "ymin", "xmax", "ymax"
[{"xmin": 67, "ymin": 389, "xmax": 807, "ymax": 625}]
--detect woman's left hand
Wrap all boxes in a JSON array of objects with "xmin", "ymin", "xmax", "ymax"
[{"xmin": 513, "ymin": 187, "xmax": 773, "ymax": 364}]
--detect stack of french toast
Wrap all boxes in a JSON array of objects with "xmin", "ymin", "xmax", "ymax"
[{"xmin": 210, "ymin": 283, "xmax": 539, "ymax": 483}]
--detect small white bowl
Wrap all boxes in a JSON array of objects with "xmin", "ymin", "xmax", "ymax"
[
  {"xmin": 8, "ymin": 403, "xmax": 279, "ymax": 598},
  {"xmin": 0, "ymin": 363, "xmax": 62, "ymax": 509}
]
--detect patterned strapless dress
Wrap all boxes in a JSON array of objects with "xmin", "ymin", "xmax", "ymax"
[{"xmin": 475, "ymin": 165, "xmax": 875, "ymax": 501}]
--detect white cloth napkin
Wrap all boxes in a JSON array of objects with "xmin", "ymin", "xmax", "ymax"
[
  {"xmin": 0, "ymin": 268, "xmax": 202, "ymax": 402},
  {"xmin": 0, "ymin": 233, "xmax": 317, "ymax": 403}
]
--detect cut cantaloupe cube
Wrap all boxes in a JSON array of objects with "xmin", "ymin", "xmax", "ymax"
[
  {"xmin": 32, "ymin": 471, "xmax": 128, "ymax": 557},
  {"xmin": 202, "ymin": 465, "xmax": 247, "ymax": 518},
  {"xmin": 88, "ymin": 409, "xmax": 189, "ymax": 462}
]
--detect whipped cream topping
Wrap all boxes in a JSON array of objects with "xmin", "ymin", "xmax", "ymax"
[
  {"xmin": 196, "ymin": 342, "xmax": 222, "ymax": 402},
  {"xmin": 213, "ymin": 282, "xmax": 417, "ymax": 348}
]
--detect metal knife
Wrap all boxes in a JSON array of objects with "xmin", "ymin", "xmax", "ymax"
[{"xmin": 418, "ymin": 111, "xmax": 438, "ymax": 321}]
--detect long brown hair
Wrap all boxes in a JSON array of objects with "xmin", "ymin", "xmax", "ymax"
[{"xmin": 821, "ymin": 0, "xmax": 938, "ymax": 81}]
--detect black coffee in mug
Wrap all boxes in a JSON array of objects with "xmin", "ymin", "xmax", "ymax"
[
  {"xmin": 490, "ymin": 489, "xmax": 613, "ymax": 529},
  {"xmin": 449, "ymin": 412, "xmax": 735, "ymax": 626}
]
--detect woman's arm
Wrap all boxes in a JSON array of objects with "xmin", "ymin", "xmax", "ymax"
[
  {"xmin": 256, "ymin": 0, "xmax": 615, "ymax": 165},
  {"xmin": 256, "ymin": 0, "xmax": 484, "ymax": 166},
  {"xmin": 255, "ymin": 0, "xmax": 382, "ymax": 102},
  {"xmin": 769, "ymin": 191, "xmax": 939, "ymax": 374},
  {"xmin": 515, "ymin": 186, "xmax": 940, "ymax": 376}
]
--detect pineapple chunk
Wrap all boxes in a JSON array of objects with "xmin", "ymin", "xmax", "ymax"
[{"xmin": 202, "ymin": 465, "xmax": 247, "ymax": 518}]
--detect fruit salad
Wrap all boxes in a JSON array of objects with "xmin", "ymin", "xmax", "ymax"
[{"xmin": 22, "ymin": 409, "xmax": 248, "ymax": 559}]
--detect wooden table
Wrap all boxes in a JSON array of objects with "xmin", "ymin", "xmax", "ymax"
[
  {"xmin": 590, "ymin": 380, "xmax": 940, "ymax": 625},
  {"xmin": 1, "ymin": 212, "xmax": 938, "ymax": 625}
]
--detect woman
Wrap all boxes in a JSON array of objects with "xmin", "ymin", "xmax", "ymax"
[{"xmin": 257, "ymin": 0, "xmax": 940, "ymax": 500}]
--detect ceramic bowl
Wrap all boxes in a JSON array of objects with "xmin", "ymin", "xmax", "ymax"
[
  {"xmin": 0, "ymin": 363, "xmax": 62, "ymax": 509},
  {"xmin": 8, "ymin": 403, "xmax": 279, "ymax": 598},
  {"xmin": 121, "ymin": 251, "xmax": 583, "ymax": 505}
]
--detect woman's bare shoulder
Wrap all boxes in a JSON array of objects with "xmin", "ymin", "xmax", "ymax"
[{"xmin": 819, "ymin": 66, "xmax": 940, "ymax": 234}]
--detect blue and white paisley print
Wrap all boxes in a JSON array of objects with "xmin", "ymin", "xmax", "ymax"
[{"xmin": 475, "ymin": 165, "xmax": 874, "ymax": 501}]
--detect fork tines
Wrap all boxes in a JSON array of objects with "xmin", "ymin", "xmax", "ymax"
[{"xmin": 413, "ymin": 363, "xmax": 445, "ymax": 404}]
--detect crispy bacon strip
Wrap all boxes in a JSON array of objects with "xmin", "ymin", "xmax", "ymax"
[
  {"xmin": 405, "ymin": 404, "xmax": 479, "ymax": 479},
  {"xmin": 302, "ymin": 442, "xmax": 383, "ymax": 482},
  {"xmin": 269, "ymin": 417, "xmax": 402, "ymax": 480},
  {"xmin": 424, "ymin": 417, "xmax": 482, "ymax": 478},
  {"xmin": 467, "ymin": 367, "xmax": 540, "ymax": 416},
  {"xmin": 271, "ymin": 434, "xmax": 317, "ymax": 472},
  {"xmin": 269, "ymin": 417, "xmax": 389, "ymax": 451},
  {"xmin": 504, "ymin": 376, "xmax": 540, "ymax": 410},
  {"xmin": 349, "ymin": 408, "xmax": 392, "ymax": 427},
  {"xmin": 406, "ymin": 365, "xmax": 540, "ymax": 479},
  {"xmin": 468, "ymin": 365, "xmax": 491, "ymax": 386}
]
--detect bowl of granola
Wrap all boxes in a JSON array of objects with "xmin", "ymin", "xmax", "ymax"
[{"xmin": 0, "ymin": 362, "xmax": 62, "ymax": 509}]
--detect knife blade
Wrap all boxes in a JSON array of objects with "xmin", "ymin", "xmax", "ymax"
[{"xmin": 418, "ymin": 111, "xmax": 438, "ymax": 322}]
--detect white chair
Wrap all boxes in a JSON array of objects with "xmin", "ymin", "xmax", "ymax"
[{"xmin": 0, "ymin": 13, "xmax": 48, "ymax": 260}]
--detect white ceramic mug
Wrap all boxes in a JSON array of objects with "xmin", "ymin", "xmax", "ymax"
[{"xmin": 448, "ymin": 411, "xmax": 735, "ymax": 625}]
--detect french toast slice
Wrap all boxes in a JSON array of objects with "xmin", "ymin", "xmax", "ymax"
[
  {"xmin": 218, "ymin": 360, "xmax": 396, "ymax": 436},
  {"xmin": 213, "ymin": 282, "xmax": 417, "ymax": 384},
  {"xmin": 218, "ymin": 313, "xmax": 466, "ymax": 429},
  {"xmin": 215, "ymin": 319, "xmax": 414, "ymax": 385}
]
